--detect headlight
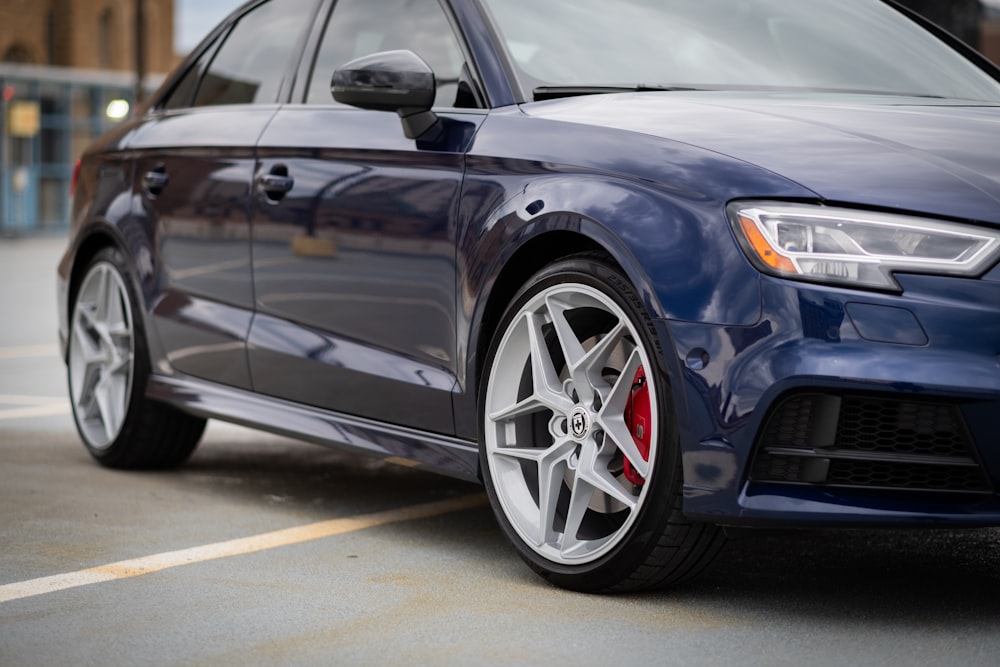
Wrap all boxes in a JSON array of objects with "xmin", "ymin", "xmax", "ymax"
[{"xmin": 729, "ymin": 202, "xmax": 1000, "ymax": 290}]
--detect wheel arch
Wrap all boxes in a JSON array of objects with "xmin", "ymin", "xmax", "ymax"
[
  {"xmin": 458, "ymin": 207, "xmax": 686, "ymax": 444},
  {"xmin": 460, "ymin": 171, "xmax": 763, "ymax": 384},
  {"xmin": 455, "ymin": 166, "xmax": 765, "ymax": 440},
  {"xmin": 473, "ymin": 229, "xmax": 622, "ymax": 390},
  {"xmin": 64, "ymin": 215, "xmax": 163, "ymax": 367},
  {"xmin": 63, "ymin": 227, "xmax": 120, "ymax": 360}
]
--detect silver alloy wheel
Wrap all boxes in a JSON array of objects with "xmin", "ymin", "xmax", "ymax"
[
  {"xmin": 68, "ymin": 260, "xmax": 136, "ymax": 449},
  {"xmin": 484, "ymin": 282, "xmax": 658, "ymax": 565}
]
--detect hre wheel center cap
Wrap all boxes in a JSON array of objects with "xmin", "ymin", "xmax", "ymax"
[{"xmin": 569, "ymin": 407, "xmax": 591, "ymax": 441}]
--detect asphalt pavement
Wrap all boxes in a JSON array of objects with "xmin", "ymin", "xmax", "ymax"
[{"xmin": 2, "ymin": 234, "xmax": 1000, "ymax": 666}]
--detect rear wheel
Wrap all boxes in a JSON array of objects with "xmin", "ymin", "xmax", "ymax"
[
  {"xmin": 68, "ymin": 246, "xmax": 205, "ymax": 469},
  {"xmin": 480, "ymin": 255, "xmax": 724, "ymax": 592}
]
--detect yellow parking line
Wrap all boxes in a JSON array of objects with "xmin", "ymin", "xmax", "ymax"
[
  {"xmin": 0, "ymin": 493, "xmax": 488, "ymax": 604},
  {"xmin": 0, "ymin": 344, "xmax": 60, "ymax": 360}
]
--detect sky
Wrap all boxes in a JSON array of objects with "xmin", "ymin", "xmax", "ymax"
[{"xmin": 175, "ymin": 0, "xmax": 245, "ymax": 55}]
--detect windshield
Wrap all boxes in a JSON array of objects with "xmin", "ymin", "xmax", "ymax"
[{"xmin": 480, "ymin": 0, "xmax": 1000, "ymax": 102}]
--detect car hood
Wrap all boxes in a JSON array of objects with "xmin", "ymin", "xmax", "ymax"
[{"xmin": 525, "ymin": 92, "xmax": 1000, "ymax": 224}]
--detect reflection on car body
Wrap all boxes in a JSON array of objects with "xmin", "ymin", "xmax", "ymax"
[{"xmin": 58, "ymin": 0, "xmax": 1000, "ymax": 592}]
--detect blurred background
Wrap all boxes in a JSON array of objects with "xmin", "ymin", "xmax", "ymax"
[{"xmin": 0, "ymin": 0, "xmax": 998, "ymax": 237}]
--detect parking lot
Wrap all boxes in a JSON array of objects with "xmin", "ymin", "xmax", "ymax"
[{"xmin": 3, "ymin": 235, "xmax": 1000, "ymax": 666}]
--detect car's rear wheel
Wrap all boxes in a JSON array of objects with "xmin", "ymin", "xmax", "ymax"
[
  {"xmin": 480, "ymin": 255, "xmax": 724, "ymax": 592},
  {"xmin": 68, "ymin": 246, "xmax": 205, "ymax": 469}
]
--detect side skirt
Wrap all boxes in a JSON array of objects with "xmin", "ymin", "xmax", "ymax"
[{"xmin": 146, "ymin": 374, "xmax": 482, "ymax": 483}]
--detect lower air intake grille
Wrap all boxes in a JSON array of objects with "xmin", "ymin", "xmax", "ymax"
[{"xmin": 750, "ymin": 393, "xmax": 993, "ymax": 494}]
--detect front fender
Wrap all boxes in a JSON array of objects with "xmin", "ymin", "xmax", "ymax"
[
  {"xmin": 454, "ymin": 172, "xmax": 765, "ymax": 440},
  {"xmin": 479, "ymin": 174, "xmax": 766, "ymax": 324}
]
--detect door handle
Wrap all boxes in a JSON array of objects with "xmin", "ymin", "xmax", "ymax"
[
  {"xmin": 257, "ymin": 165, "xmax": 294, "ymax": 201},
  {"xmin": 143, "ymin": 168, "xmax": 169, "ymax": 196}
]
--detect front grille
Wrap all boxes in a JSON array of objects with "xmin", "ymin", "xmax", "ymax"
[
  {"xmin": 750, "ymin": 393, "xmax": 993, "ymax": 494},
  {"xmin": 836, "ymin": 398, "xmax": 970, "ymax": 458}
]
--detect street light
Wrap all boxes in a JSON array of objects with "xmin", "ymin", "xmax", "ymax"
[{"xmin": 106, "ymin": 99, "xmax": 131, "ymax": 120}]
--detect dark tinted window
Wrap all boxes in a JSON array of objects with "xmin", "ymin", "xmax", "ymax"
[
  {"xmin": 306, "ymin": 0, "xmax": 475, "ymax": 107},
  {"xmin": 162, "ymin": 34, "xmax": 222, "ymax": 111},
  {"xmin": 194, "ymin": 0, "xmax": 320, "ymax": 107}
]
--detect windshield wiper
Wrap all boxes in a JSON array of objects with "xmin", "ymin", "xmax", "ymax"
[{"xmin": 532, "ymin": 85, "xmax": 701, "ymax": 101}]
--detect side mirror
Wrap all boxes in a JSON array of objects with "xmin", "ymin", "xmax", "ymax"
[{"xmin": 331, "ymin": 49, "xmax": 439, "ymax": 140}]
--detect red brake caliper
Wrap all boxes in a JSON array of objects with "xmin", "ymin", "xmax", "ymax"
[{"xmin": 623, "ymin": 366, "xmax": 651, "ymax": 486}]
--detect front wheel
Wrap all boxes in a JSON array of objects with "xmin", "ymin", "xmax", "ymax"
[
  {"xmin": 480, "ymin": 255, "xmax": 724, "ymax": 592},
  {"xmin": 67, "ymin": 246, "xmax": 206, "ymax": 469}
]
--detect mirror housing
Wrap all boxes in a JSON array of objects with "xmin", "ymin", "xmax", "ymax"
[{"xmin": 332, "ymin": 50, "xmax": 439, "ymax": 139}]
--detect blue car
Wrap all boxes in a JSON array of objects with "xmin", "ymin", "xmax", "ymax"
[{"xmin": 57, "ymin": 0, "xmax": 1000, "ymax": 592}]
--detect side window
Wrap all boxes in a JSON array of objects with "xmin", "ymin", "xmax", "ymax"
[
  {"xmin": 306, "ymin": 0, "xmax": 477, "ymax": 108},
  {"xmin": 193, "ymin": 0, "xmax": 320, "ymax": 107},
  {"xmin": 161, "ymin": 34, "xmax": 222, "ymax": 111}
]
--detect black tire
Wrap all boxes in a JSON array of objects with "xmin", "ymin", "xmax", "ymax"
[
  {"xmin": 67, "ymin": 246, "xmax": 206, "ymax": 469},
  {"xmin": 479, "ymin": 254, "xmax": 724, "ymax": 592}
]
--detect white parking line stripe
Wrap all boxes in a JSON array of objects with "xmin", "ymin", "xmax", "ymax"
[
  {"xmin": 0, "ymin": 344, "xmax": 60, "ymax": 360},
  {"xmin": 0, "ymin": 493, "xmax": 488, "ymax": 604},
  {"xmin": 0, "ymin": 403, "xmax": 71, "ymax": 421}
]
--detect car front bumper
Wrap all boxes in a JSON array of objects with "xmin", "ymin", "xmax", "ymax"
[{"xmin": 667, "ymin": 268, "xmax": 1000, "ymax": 526}]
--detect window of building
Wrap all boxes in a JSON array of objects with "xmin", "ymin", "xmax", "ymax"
[
  {"xmin": 2, "ymin": 43, "xmax": 36, "ymax": 64},
  {"xmin": 46, "ymin": 10, "xmax": 57, "ymax": 65}
]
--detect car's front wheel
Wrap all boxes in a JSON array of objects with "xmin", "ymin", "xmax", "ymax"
[
  {"xmin": 67, "ymin": 246, "xmax": 206, "ymax": 469},
  {"xmin": 480, "ymin": 254, "xmax": 724, "ymax": 592}
]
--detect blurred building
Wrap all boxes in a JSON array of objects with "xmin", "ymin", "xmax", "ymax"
[
  {"xmin": 0, "ymin": 0, "xmax": 174, "ymax": 73},
  {"xmin": 1, "ymin": 0, "xmax": 174, "ymax": 235}
]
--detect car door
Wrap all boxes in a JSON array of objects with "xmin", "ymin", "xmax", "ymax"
[
  {"xmin": 248, "ymin": 0, "xmax": 485, "ymax": 434},
  {"xmin": 130, "ymin": 0, "xmax": 320, "ymax": 390}
]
